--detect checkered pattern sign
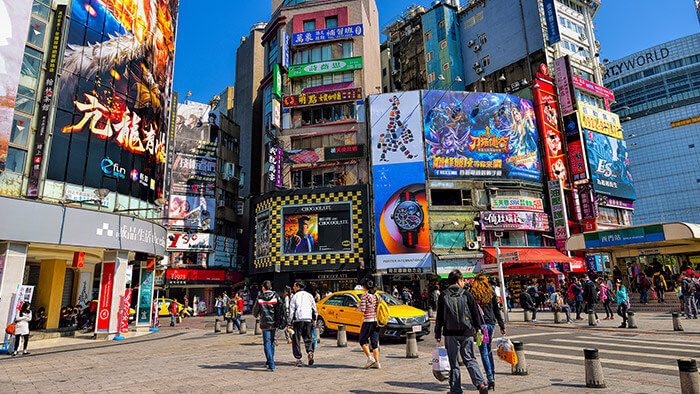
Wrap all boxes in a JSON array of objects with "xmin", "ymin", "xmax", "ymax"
[{"xmin": 253, "ymin": 187, "xmax": 367, "ymax": 273}]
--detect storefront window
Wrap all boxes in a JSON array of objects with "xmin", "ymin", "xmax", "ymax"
[
  {"xmin": 291, "ymin": 131, "xmax": 355, "ymax": 149},
  {"xmin": 598, "ymin": 207, "xmax": 622, "ymax": 225},
  {"xmin": 293, "ymin": 71, "xmax": 354, "ymax": 94},
  {"xmin": 27, "ymin": 18, "xmax": 46, "ymax": 48},
  {"xmin": 293, "ymin": 41, "xmax": 353, "ymax": 65},
  {"xmin": 499, "ymin": 231, "xmax": 526, "ymax": 247},
  {"xmin": 292, "ymin": 102, "xmax": 355, "ymax": 127},
  {"xmin": 434, "ymin": 231, "xmax": 466, "ymax": 249}
]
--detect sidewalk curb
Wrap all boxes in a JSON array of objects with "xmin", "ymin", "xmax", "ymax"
[{"xmin": 512, "ymin": 322, "xmax": 700, "ymax": 337}]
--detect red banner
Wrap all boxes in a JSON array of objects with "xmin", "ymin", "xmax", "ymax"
[
  {"xmin": 533, "ymin": 82, "xmax": 569, "ymax": 188},
  {"xmin": 97, "ymin": 262, "xmax": 115, "ymax": 331},
  {"xmin": 120, "ymin": 289, "xmax": 132, "ymax": 334}
]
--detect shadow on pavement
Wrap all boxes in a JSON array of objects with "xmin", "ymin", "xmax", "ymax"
[
  {"xmin": 199, "ymin": 360, "xmax": 358, "ymax": 371},
  {"xmin": 384, "ymin": 380, "xmax": 449, "ymax": 391}
]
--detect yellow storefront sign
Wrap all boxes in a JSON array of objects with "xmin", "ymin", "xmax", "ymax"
[{"xmin": 578, "ymin": 102, "xmax": 622, "ymax": 139}]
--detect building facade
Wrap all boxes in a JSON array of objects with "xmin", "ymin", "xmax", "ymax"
[
  {"xmin": 605, "ymin": 34, "xmax": 700, "ymax": 224},
  {"xmin": 0, "ymin": 0, "xmax": 177, "ymax": 339}
]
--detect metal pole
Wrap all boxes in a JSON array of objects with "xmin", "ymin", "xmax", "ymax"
[{"xmin": 496, "ymin": 240, "xmax": 509, "ymax": 322}]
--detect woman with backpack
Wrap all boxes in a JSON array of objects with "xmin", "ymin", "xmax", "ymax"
[
  {"xmin": 598, "ymin": 278, "xmax": 614, "ymax": 320},
  {"xmin": 471, "ymin": 274, "xmax": 505, "ymax": 391},
  {"xmin": 358, "ymin": 279, "xmax": 381, "ymax": 369}
]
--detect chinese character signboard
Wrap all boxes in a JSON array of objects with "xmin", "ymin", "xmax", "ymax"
[
  {"xmin": 273, "ymin": 64, "xmax": 282, "ymax": 98},
  {"xmin": 480, "ymin": 211, "xmax": 550, "ymax": 231},
  {"xmin": 533, "ymin": 80, "xmax": 569, "ymax": 187},
  {"xmin": 292, "ymin": 24, "xmax": 363, "ymax": 45},
  {"xmin": 554, "ymin": 56, "xmax": 575, "ymax": 114},
  {"xmin": 167, "ymin": 232, "xmax": 214, "ymax": 250},
  {"xmin": 491, "ymin": 196, "xmax": 544, "ymax": 212},
  {"xmin": 543, "ymin": 0, "xmax": 561, "ymax": 45},
  {"xmin": 578, "ymin": 102, "xmax": 622, "ymax": 140},
  {"xmin": 578, "ymin": 183, "xmax": 599, "ymax": 220},
  {"xmin": 324, "ymin": 144, "xmax": 365, "ymax": 161},
  {"xmin": 583, "ymin": 129, "xmax": 635, "ymax": 200},
  {"xmin": 289, "ymin": 57, "xmax": 363, "ymax": 78},
  {"xmin": 584, "ymin": 225, "xmax": 664, "ymax": 248},
  {"xmin": 572, "ymin": 76, "xmax": 615, "ymax": 102},
  {"xmin": 283, "ymin": 88, "xmax": 362, "ymax": 108},
  {"xmin": 548, "ymin": 179, "xmax": 570, "ymax": 250},
  {"xmin": 422, "ymin": 91, "xmax": 541, "ymax": 181},
  {"xmin": 281, "ymin": 32, "xmax": 290, "ymax": 69}
]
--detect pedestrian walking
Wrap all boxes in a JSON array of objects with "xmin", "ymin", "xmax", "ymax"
[
  {"xmin": 358, "ymin": 279, "xmax": 381, "ymax": 369},
  {"xmin": 12, "ymin": 302, "xmax": 32, "ymax": 356},
  {"xmin": 436, "ymin": 270, "xmax": 488, "ymax": 394},
  {"xmin": 288, "ymin": 280, "xmax": 318, "ymax": 367},
  {"xmin": 680, "ymin": 272, "xmax": 698, "ymax": 319},
  {"xmin": 615, "ymin": 280, "xmax": 630, "ymax": 328},
  {"xmin": 169, "ymin": 299, "xmax": 179, "ymax": 326},
  {"xmin": 252, "ymin": 280, "xmax": 286, "ymax": 371},
  {"xmin": 652, "ymin": 270, "xmax": 667, "ymax": 303},
  {"xmin": 569, "ymin": 279, "xmax": 583, "ymax": 320},
  {"xmin": 519, "ymin": 282, "xmax": 537, "ymax": 322},
  {"xmin": 229, "ymin": 294, "xmax": 242, "ymax": 331},
  {"xmin": 282, "ymin": 286, "xmax": 293, "ymax": 344},
  {"xmin": 598, "ymin": 278, "xmax": 614, "ymax": 320},
  {"xmin": 582, "ymin": 274, "xmax": 599, "ymax": 323},
  {"xmin": 471, "ymin": 274, "xmax": 505, "ymax": 391},
  {"xmin": 638, "ymin": 274, "xmax": 651, "ymax": 304},
  {"xmin": 392, "ymin": 285, "xmax": 399, "ymax": 299},
  {"xmin": 215, "ymin": 297, "xmax": 223, "ymax": 316}
]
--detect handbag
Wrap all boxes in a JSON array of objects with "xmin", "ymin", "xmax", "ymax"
[
  {"xmin": 5, "ymin": 323, "xmax": 16, "ymax": 336},
  {"xmin": 432, "ymin": 345, "xmax": 450, "ymax": 382},
  {"xmin": 475, "ymin": 303, "xmax": 490, "ymax": 345}
]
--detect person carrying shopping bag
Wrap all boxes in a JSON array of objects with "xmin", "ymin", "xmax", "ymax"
[
  {"xmin": 12, "ymin": 302, "xmax": 32, "ymax": 356},
  {"xmin": 470, "ymin": 274, "xmax": 506, "ymax": 391}
]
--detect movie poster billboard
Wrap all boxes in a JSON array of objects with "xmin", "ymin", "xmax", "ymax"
[
  {"xmin": 370, "ymin": 92, "xmax": 431, "ymax": 270},
  {"xmin": 46, "ymin": 0, "xmax": 179, "ymax": 203},
  {"xmin": 422, "ymin": 91, "xmax": 541, "ymax": 182},
  {"xmin": 281, "ymin": 203, "xmax": 353, "ymax": 255},
  {"xmin": 583, "ymin": 129, "xmax": 636, "ymax": 200},
  {"xmin": 533, "ymin": 81, "xmax": 569, "ymax": 187},
  {"xmin": 254, "ymin": 209, "xmax": 271, "ymax": 260},
  {"xmin": 172, "ymin": 102, "xmax": 217, "ymax": 196},
  {"xmin": 168, "ymin": 194, "xmax": 214, "ymax": 230},
  {"xmin": 0, "ymin": 0, "xmax": 33, "ymax": 173}
]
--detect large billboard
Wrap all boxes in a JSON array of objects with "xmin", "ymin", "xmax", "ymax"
[
  {"xmin": 422, "ymin": 91, "xmax": 541, "ymax": 181},
  {"xmin": 533, "ymin": 81, "xmax": 569, "ymax": 187},
  {"xmin": 0, "ymin": 0, "xmax": 33, "ymax": 173},
  {"xmin": 172, "ymin": 102, "xmax": 217, "ymax": 197},
  {"xmin": 282, "ymin": 202, "xmax": 353, "ymax": 255},
  {"xmin": 46, "ymin": 0, "xmax": 179, "ymax": 203},
  {"xmin": 583, "ymin": 129, "xmax": 636, "ymax": 200},
  {"xmin": 370, "ymin": 92, "xmax": 431, "ymax": 270}
]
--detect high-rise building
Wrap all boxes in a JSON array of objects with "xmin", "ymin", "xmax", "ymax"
[
  {"xmin": 605, "ymin": 33, "xmax": 700, "ymax": 224},
  {"xmin": 248, "ymin": 0, "xmax": 381, "ymax": 289},
  {"xmin": 0, "ymin": 0, "xmax": 178, "ymax": 336}
]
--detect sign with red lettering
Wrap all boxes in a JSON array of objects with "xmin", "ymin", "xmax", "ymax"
[
  {"xmin": 282, "ymin": 88, "xmax": 362, "ymax": 108},
  {"xmin": 120, "ymin": 289, "xmax": 132, "ymax": 334},
  {"xmin": 165, "ymin": 269, "xmax": 242, "ymax": 286},
  {"xmin": 323, "ymin": 144, "xmax": 365, "ymax": 161},
  {"xmin": 96, "ymin": 262, "xmax": 115, "ymax": 331}
]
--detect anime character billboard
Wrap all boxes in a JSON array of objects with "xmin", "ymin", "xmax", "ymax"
[
  {"xmin": 584, "ymin": 129, "xmax": 636, "ymax": 200},
  {"xmin": 46, "ymin": 0, "xmax": 178, "ymax": 202},
  {"xmin": 422, "ymin": 91, "xmax": 541, "ymax": 181}
]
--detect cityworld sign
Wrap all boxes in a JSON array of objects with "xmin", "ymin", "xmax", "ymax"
[{"xmin": 604, "ymin": 47, "xmax": 670, "ymax": 80}]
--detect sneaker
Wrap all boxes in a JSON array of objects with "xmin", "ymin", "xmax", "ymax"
[
  {"xmin": 22, "ymin": 351, "xmax": 29, "ymax": 355},
  {"xmin": 267, "ymin": 368, "xmax": 275, "ymax": 372},
  {"xmin": 531, "ymin": 319, "xmax": 537, "ymax": 322},
  {"xmin": 295, "ymin": 359, "xmax": 303, "ymax": 367},
  {"xmin": 11, "ymin": 351, "xmax": 17, "ymax": 356},
  {"xmin": 596, "ymin": 319, "xmax": 600, "ymax": 323},
  {"xmin": 372, "ymin": 362, "xmax": 381, "ymax": 369},
  {"xmin": 488, "ymin": 381, "xmax": 495, "ymax": 390},
  {"xmin": 363, "ymin": 359, "xmax": 377, "ymax": 369},
  {"xmin": 618, "ymin": 324, "xmax": 627, "ymax": 328},
  {"xmin": 308, "ymin": 353, "xmax": 314, "ymax": 366}
]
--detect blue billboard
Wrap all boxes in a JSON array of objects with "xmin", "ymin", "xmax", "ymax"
[
  {"xmin": 422, "ymin": 91, "xmax": 542, "ymax": 181},
  {"xmin": 583, "ymin": 129, "xmax": 636, "ymax": 200},
  {"xmin": 543, "ymin": 0, "xmax": 561, "ymax": 45}
]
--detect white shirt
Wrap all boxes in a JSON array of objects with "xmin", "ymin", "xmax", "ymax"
[{"xmin": 289, "ymin": 290, "xmax": 318, "ymax": 322}]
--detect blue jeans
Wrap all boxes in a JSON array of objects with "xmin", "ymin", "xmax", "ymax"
[
  {"xmin": 231, "ymin": 317, "xmax": 241, "ymax": 331},
  {"xmin": 170, "ymin": 314, "xmax": 176, "ymax": 326},
  {"xmin": 478, "ymin": 324, "xmax": 496, "ymax": 383},
  {"xmin": 640, "ymin": 290, "xmax": 648, "ymax": 303},
  {"xmin": 262, "ymin": 329, "xmax": 276, "ymax": 370},
  {"xmin": 445, "ymin": 335, "xmax": 486, "ymax": 394}
]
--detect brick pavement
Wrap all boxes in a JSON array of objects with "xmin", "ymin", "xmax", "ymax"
[{"xmin": 0, "ymin": 315, "xmax": 691, "ymax": 393}]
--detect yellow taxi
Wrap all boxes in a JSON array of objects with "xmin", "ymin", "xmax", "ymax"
[
  {"xmin": 129, "ymin": 298, "xmax": 184, "ymax": 320},
  {"xmin": 316, "ymin": 290, "xmax": 430, "ymax": 339}
]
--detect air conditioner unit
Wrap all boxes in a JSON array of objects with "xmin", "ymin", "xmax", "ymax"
[
  {"xmin": 466, "ymin": 241, "xmax": 480, "ymax": 250},
  {"xmin": 475, "ymin": 67, "xmax": 483, "ymax": 74},
  {"xmin": 467, "ymin": 40, "xmax": 475, "ymax": 47},
  {"xmin": 473, "ymin": 62, "xmax": 480, "ymax": 69},
  {"xmin": 473, "ymin": 45, "xmax": 481, "ymax": 52}
]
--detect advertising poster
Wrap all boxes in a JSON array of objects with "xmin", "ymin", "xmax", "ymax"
[
  {"xmin": 370, "ymin": 92, "xmax": 431, "ymax": 270},
  {"xmin": 548, "ymin": 180, "xmax": 569, "ymax": 250},
  {"xmin": 172, "ymin": 102, "xmax": 217, "ymax": 197},
  {"xmin": 578, "ymin": 102, "xmax": 622, "ymax": 140},
  {"xmin": 120, "ymin": 289, "xmax": 132, "ymax": 334},
  {"xmin": 76, "ymin": 271, "xmax": 92, "ymax": 308},
  {"xmin": 0, "ymin": 0, "xmax": 33, "ymax": 173},
  {"xmin": 255, "ymin": 209, "xmax": 271, "ymax": 260},
  {"xmin": 47, "ymin": 0, "xmax": 179, "ymax": 203},
  {"xmin": 583, "ymin": 129, "xmax": 636, "ymax": 200},
  {"xmin": 533, "ymin": 82, "xmax": 569, "ymax": 187},
  {"xmin": 480, "ymin": 212, "xmax": 550, "ymax": 231},
  {"xmin": 137, "ymin": 267, "xmax": 153, "ymax": 325},
  {"xmin": 554, "ymin": 56, "xmax": 575, "ymax": 114},
  {"xmin": 96, "ymin": 262, "xmax": 115, "ymax": 331},
  {"xmin": 168, "ymin": 194, "xmax": 214, "ymax": 230},
  {"xmin": 281, "ymin": 202, "xmax": 352, "ymax": 254},
  {"xmin": 422, "ymin": 91, "xmax": 541, "ymax": 181}
]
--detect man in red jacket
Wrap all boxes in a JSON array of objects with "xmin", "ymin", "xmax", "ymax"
[{"xmin": 169, "ymin": 299, "xmax": 179, "ymax": 326}]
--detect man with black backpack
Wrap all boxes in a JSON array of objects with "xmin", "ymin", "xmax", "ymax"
[
  {"xmin": 252, "ymin": 280, "xmax": 287, "ymax": 371},
  {"xmin": 435, "ymin": 270, "xmax": 488, "ymax": 394},
  {"xmin": 582, "ymin": 274, "xmax": 599, "ymax": 323},
  {"xmin": 680, "ymin": 272, "xmax": 698, "ymax": 319}
]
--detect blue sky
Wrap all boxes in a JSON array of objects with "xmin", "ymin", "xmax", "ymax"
[{"xmin": 172, "ymin": 0, "xmax": 699, "ymax": 104}]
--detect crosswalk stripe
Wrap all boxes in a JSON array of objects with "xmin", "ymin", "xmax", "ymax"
[
  {"xmin": 577, "ymin": 334, "xmax": 700, "ymax": 348},
  {"xmin": 525, "ymin": 350, "xmax": 678, "ymax": 371},
  {"xmin": 508, "ymin": 332, "xmax": 568, "ymax": 339},
  {"xmin": 530, "ymin": 343, "xmax": 683, "ymax": 360},
  {"xmin": 551, "ymin": 338, "xmax": 699, "ymax": 354}
]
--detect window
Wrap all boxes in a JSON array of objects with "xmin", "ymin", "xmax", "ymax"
[
  {"xmin": 325, "ymin": 16, "xmax": 338, "ymax": 29},
  {"xmin": 442, "ymin": 62, "xmax": 449, "ymax": 71},
  {"xmin": 263, "ymin": 85, "xmax": 272, "ymax": 131},
  {"xmin": 382, "ymin": 67, "xmax": 387, "ymax": 76},
  {"xmin": 292, "ymin": 103, "xmax": 356, "ymax": 127},
  {"xmin": 478, "ymin": 33, "xmax": 487, "ymax": 44},
  {"xmin": 431, "ymin": 189, "xmax": 472, "ymax": 206},
  {"xmin": 439, "ymin": 20, "xmax": 445, "ymax": 29},
  {"xmin": 440, "ymin": 40, "xmax": 448, "ymax": 49},
  {"xmin": 377, "ymin": 293, "xmax": 403, "ymax": 305},
  {"xmin": 303, "ymin": 19, "xmax": 316, "ymax": 32},
  {"xmin": 481, "ymin": 55, "xmax": 490, "ymax": 67},
  {"xmin": 426, "ymin": 51, "xmax": 433, "ymax": 62},
  {"xmin": 498, "ymin": 231, "xmax": 526, "ymax": 247},
  {"xmin": 292, "ymin": 165, "xmax": 354, "ymax": 188},
  {"xmin": 293, "ymin": 41, "xmax": 353, "ymax": 65},
  {"xmin": 463, "ymin": 11, "xmax": 484, "ymax": 29},
  {"xmin": 427, "ymin": 72, "xmax": 435, "ymax": 84},
  {"xmin": 27, "ymin": 18, "xmax": 46, "ymax": 48},
  {"xmin": 267, "ymin": 34, "xmax": 278, "ymax": 71},
  {"xmin": 324, "ymin": 295, "xmax": 344, "ymax": 306},
  {"xmin": 5, "ymin": 147, "xmax": 26, "ymax": 173},
  {"xmin": 434, "ymin": 231, "xmax": 466, "ymax": 249},
  {"xmin": 342, "ymin": 295, "xmax": 357, "ymax": 307},
  {"xmin": 424, "ymin": 30, "xmax": 432, "ymax": 41},
  {"xmin": 292, "ymin": 131, "xmax": 355, "ymax": 149},
  {"xmin": 10, "ymin": 114, "xmax": 31, "ymax": 146},
  {"xmin": 598, "ymin": 207, "xmax": 622, "ymax": 225},
  {"xmin": 32, "ymin": 0, "xmax": 49, "ymax": 19},
  {"xmin": 293, "ymin": 71, "xmax": 354, "ymax": 94}
]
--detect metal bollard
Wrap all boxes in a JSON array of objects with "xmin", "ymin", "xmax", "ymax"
[
  {"xmin": 238, "ymin": 318, "xmax": 247, "ymax": 334},
  {"xmin": 214, "ymin": 319, "xmax": 221, "ymax": 333},
  {"xmin": 584, "ymin": 348, "xmax": 606, "ymax": 388},
  {"xmin": 673, "ymin": 312, "xmax": 685, "ymax": 332},
  {"xmin": 337, "ymin": 324, "xmax": 347, "ymax": 347},
  {"xmin": 226, "ymin": 320, "xmax": 233, "ymax": 333},
  {"xmin": 524, "ymin": 309, "xmax": 532, "ymax": 322},
  {"xmin": 511, "ymin": 341, "xmax": 528, "ymax": 375},
  {"xmin": 627, "ymin": 311, "xmax": 638, "ymax": 329},
  {"xmin": 428, "ymin": 309, "xmax": 436, "ymax": 319},
  {"xmin": 406, "ymin": 332, "xmax": 419, "ymax": 358},
  {"xmin": 554, "ymin": 310, "xmax": 564, "ymax": 324},
  {"xmin": 588, "ymin": 310, "xmax": 597, "ymax": 326},
  {"xmin": 678, "ymin": 358, "xmax": 700, "ymax": 394},
  {"xmin": 254, "ymin": 318, "xmax": 262, "ymax": 335}
]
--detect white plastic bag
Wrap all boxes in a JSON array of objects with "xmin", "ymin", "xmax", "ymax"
[
  {"xmin": 496, "ymin": 336, "xmax": 518, "ymax": 365},
  {"xmin": 432, "ymin": 346, "xmax": 450, "ymax": 382}
]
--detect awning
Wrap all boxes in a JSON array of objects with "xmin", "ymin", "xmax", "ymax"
[
  {"xmin": 504, "ymin": 266, "xmax": 563, "ymax": 276},
  {"xmin": 482, "ymin": 247, "xmax": 577, "ymax": 264}
]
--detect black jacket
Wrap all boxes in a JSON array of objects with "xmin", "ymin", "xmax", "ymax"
[
  {"xmin": 583, "ymin": 280, "xmax": 597, "ymax": 303},
  {"xmin": 519, "ymin": 290, "xmax": 535, "ymax": 310},
  {"xmin": 435, "ymin": 285, "xmax": 482, "ymax": 338},
  {"xmin": 479, "ymin": 293, "xmax": 505, "ymax": 331},
  {"xmin": 252, "ymin": 290, "xmax": 284, "ymax": 330}
]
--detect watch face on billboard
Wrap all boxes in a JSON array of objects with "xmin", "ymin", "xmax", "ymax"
[
  {"xmin": 46, "ymin": 0, "xmax": 179, "ymax": 203},
  {"xmin": 422, "ymin": 91, "xmax": 541, "ymax": 181},
  {"xmin": 281, "ymin": 203, "xmax": 352, "ymax": 255}
]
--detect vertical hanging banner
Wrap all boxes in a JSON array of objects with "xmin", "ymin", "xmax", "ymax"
[
  {"xmin": 554, "ymin": 56, "xmax": 576, "ymax": 115},
  {"xmin": 164, "ymin": 91, "xmax": 179, "ymax": 202},
  {"xmin": 120, "ymin": 289, "xmax": 132, "ymax": 333},
  {"xmin": 548, "ymin": 179, "xmax": 570, "ymax": 250},
  {"xmin": 370, "ymin": 92, "xmax": 431, "ymax": 270},
  {"xmin": 96, "ymin": 262, "xmax": 115, "ymax": 331},
  {"xmin": 533, "ymin": 79, "xmax": 569, "ymax": 188},
  {"xmin": 26, "ymin": 4, "xmax": 67, "ymax": 196},
  {"xmin": 0, "ymin": 0, "xmax": 33, "ymax": 173},
  {"xmin": 137, "ymin": 266, "xmax": 154, "ymax": 325}
]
